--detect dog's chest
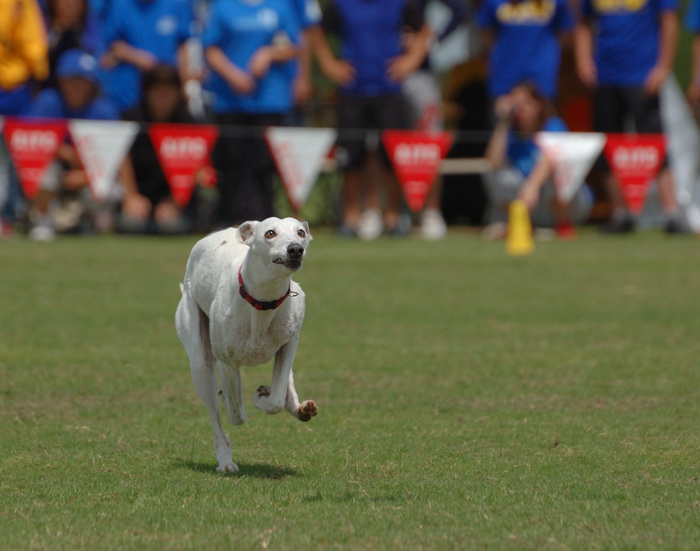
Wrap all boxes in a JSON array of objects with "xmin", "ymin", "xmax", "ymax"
[{"xmin": 212, "ymin": 309, "xmax": 300, "ymax": 366}]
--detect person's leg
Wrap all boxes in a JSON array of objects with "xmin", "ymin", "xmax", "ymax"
[
  {"xmin": 628, "ymin": 87, "xmax": 686, "ymax": 231},
  {"xmin": 336, "ymin": 94, "xmax": 368, "ymax": 234},
  {"xmin": 594, "ymin": 87, "xmax": 636, "ymax": 232}
]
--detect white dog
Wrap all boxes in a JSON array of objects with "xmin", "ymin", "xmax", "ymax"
[{"xmin": 175, "ymin": 217, "xmax": 317, "ymax": 472}]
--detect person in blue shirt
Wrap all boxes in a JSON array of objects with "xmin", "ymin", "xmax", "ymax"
[
  {"xmin": 100, "ymin": 0, "xmax": 194, "ymax": 114},
  {"xmin": 25, "ymin": 49, "xmax": 126, "ymax": 240},
  {"xmin": 684, "ymin": 0, "xmax": 700, "ymax": 104},
  {"xmin": 482, "ymin": 81, "xmax": 592, "ymax": 239},
  {"xmin": 575, "ymin": 0, "xmax": 687, "ymax": 233},
  {"xmin": 202, "ymin": 0, "xmax": 301, "ymax": 225},
  {"xmin": 477, "ymin": 0, "xmax": 574, "ymax": 104},
  {"xmin": 313, "ymin": 0, "xmax": 432, "ymax": 239}
]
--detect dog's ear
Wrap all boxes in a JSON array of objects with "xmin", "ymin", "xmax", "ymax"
[
  {"xmin": 237, "ymin": 221, "xmax": 258, "ymax": 244},
  {"xmin": 302, "ymin": 220, "xmax": 313, "ymax": 241}
]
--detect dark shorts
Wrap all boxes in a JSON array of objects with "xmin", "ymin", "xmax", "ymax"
[
  {"xmin": 592, "ymin": 86, "xmax": 668, "ymax": 169},
  {"xmin": 336, "ymin": 93, "xmax": 409, "ymax": 170},
  {"xmin": 593, "ymin": 86, "xmax": 664, "ymax": 134}
]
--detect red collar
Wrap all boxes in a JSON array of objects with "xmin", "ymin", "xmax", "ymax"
[{"xmin": 238, "ymin": 266, "xmax": 291, "ymax": 311}]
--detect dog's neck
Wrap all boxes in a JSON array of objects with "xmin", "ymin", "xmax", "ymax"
[{"xmin": 239, "ymin": 254, "xmax": 292, "ymax": 307}]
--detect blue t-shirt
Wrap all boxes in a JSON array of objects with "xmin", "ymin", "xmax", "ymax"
[
  {"xmin": 322, "ymin": 0, "xmax": 424, "ymax": 96},
  {"xmin": 580, "ymin": 0, "xmax": 678, "ymax": 87},
  {"xmin": 686, "ymin": 0, "xmax": 700, "ymax": 30},
  {"xmin": 27, "ymin": 88, "xmax": 120, "ymax": 120},
  {"xmin": 202, "ymin": 0, "xmax": 301, "ymax": 114},
  {"xmin": 101, "ymin": 0, "xmax": 193, "ymax": 112},
  {"xmin": 507, "ymin": 115, "xmax": 566, "ymax": 177},
  {"xmin": 477, "ymin": 0, "xmax": 574, "ymax": 99}
]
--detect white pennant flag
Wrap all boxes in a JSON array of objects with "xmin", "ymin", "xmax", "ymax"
[
  {"xmin": 265, "ymin": 127, "xmax": 337, "ymax": 211},
  {"xmin": 69, "ymin": 120, "xmax": 139, "ymax": 201},
  {"xmin": 535, "ymin": 132, "xmax": 606, "ymax": 203}
]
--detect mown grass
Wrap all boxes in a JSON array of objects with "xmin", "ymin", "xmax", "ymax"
[{"xmin": 1, "ymin": 229, "xmax": 699, "ymax": 550}]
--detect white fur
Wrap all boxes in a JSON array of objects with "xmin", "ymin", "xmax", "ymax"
[{"xmin": 175, "ymin": 217, "xmax": 317, "ymax": 472}]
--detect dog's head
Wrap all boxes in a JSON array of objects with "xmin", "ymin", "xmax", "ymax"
[{"xmin": 237, "ymin": 217, "xmax": 312, "ymax": 272}]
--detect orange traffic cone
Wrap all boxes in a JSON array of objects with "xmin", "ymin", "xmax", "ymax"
[{"xmin": 506, "ymin": 199, "xmax": 534, "ymax": 255}]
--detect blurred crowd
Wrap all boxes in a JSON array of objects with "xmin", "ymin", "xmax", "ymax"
[{"xmin": 0, "ymin": 0, "xmax": 698, "ymax": 241}]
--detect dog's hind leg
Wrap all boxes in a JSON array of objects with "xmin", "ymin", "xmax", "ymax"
[
  {"xmin": 217, "ymin": 362, "xmax": 247, "ymax": 425},
  {"xmin": 176, "ymin": 291, "xmax": 238, "ymax": 473}
]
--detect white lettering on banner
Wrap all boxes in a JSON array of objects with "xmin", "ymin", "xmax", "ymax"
[
  {"xmin": 394, "ymin": 142, "xmax": 441, "ymax": 166},
  {"xmin": 160, "ymin": 136, "xmax": 208, "ymax": 160},
  {"xmin": 612, "ymin": 146, "xmax": 659, "ymax": 171},
  {"xmin": 10, "ymin": 129, "xmax": 58, "ymax": 153}
]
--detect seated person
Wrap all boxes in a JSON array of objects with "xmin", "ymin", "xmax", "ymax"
[
  {"xmin": 482, "ymin": 81, "xmax": 592, "ymax": 239},
  {"xmin": 25, "ymin": 48, "xmax": 122, "ymax": 240},
  {"xmin": 118, "ymin": 64, "xmax": 211, "ymax": 234}
]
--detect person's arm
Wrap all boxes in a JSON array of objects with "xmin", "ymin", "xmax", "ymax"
[
  {"xmin": 386, "ymin": 23, "xmax": 432, "ymax": 82},
  {"xmin": 573, "ymin": 20, "xmax": 597, "ymax": 88},
  {"xmin": 644, "ymin": 10, "xmax": 679, "ymax": 95},
  {"xmin": 104, "ymin": 40, "xmax": 159, "ymax": 71},
  {"xmin": 308, "ymin": 25, "xmax": 355, "ymax": 86},
  {"xmin": 485, "ymin": 119, "xmax": 510, "ymax": 171},
  {"xmin": 518, "ymin": 154, "xmax": 553, "ymax": 210},
  {"xmin": 247, "ymin": 36, "xmax": 299, "ymax": 79},
  {"xmin": 204, "ymin": 46, "xmax": 256, "ymax": 94},
  {"xmin": 294, "ymin": 29, "xmax": 315, "ymax": 105},
  {"xmin": 485, "ymin": 95, "xmax": 515, "ymax": 171},
  {"xmin": 689, "ymin": 34, "xmax": 700, "ymax": 102}
]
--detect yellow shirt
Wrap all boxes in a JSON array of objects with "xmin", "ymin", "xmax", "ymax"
[{"xmin": 0, "ymin": 0, "xmax": 48, "ymax": 90}]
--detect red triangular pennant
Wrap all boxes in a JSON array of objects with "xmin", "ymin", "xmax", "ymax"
[
  {"xmin": 603, "ymin": 134, "xmax": 666, "ymax": 215},
  {"xmin": 382, "ymin": 130, "xmax": 453, "ymax": 212},
  {"xmin": 2, "ymin": 117, "xmax": 68, "ymax": 200},
  {"xmin": 148, "ymin": 123, "xmax": 219, "ymax": 207}
]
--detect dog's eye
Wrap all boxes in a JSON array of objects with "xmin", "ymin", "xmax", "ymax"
[
  {"xmin": 297, "ymin": 229, "xmax": 306, "ymax": 238},
  {"xmin": 264, "ymin": 230, "xmax": 276, "ymax": 239}
]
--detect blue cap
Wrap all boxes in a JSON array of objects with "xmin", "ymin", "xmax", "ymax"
[{"xmin": 56, "ymin": 49, "xmax": 100, "ymax": 84}]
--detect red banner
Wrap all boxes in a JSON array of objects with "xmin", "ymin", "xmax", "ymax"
[
  {"xmin": 382, "ymin": 130, "xmax": 453, "ymax": 212},
  {"xmin": 2, "ymin": 118, "xmax": 68, "ymax": 200},
  {"xmin": 148, "ymin": 123, "xmax": 219, "ymax": 207},
  {"xmin": 603, "ymin": 134, "xmax": 666, "ymax": 215}
]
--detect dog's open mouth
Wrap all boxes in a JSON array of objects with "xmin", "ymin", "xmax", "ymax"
[{"xmin": 273, "ymin": 258, "xmax": 302, "ymax": 270}]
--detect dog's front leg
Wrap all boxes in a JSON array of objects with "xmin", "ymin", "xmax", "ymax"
[
  {"xmin": 286, "ymin": 369, "xmax": 318, "ymax": 422},
  {"xmin": 253, "ymin": 336, "xmax": 317, "ymax": 422}
]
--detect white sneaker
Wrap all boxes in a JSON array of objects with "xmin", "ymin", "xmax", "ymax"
[
  {"xmin": 29, "ymin": 224, "xmax": 56, "ymax": 242},
  {"xmin": 481, "ymin": 221, "xmax": 507, "ymax": 241},
  {"xmin": 420, "ymin": 209, "xmax": 447, "ymax": 240},
  {"xmin": 358, "ymin": 209, "xmax": 383, "ymax": 241}
]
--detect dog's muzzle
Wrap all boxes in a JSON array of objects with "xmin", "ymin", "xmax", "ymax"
[{"xmin": 274, "ymin": 243, "xmax": 304, "ymax": 270}]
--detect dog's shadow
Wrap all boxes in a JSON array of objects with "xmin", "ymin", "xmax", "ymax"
[{"xmin": 174, "ymin": 459, "xmax": 297, "ymax": 479}]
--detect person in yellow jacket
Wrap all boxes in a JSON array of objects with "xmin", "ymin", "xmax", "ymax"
[
  {"xmin": 0, "ymin": 0, "xmax": 49, "ymax": 113},
  {"xmin": 0, "ymin": 0, "xmax": 49, "ymax": 235}
]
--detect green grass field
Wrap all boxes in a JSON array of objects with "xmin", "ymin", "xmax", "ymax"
[{"xmin": 1, "ymin": 229, "xmax": 700, "ymax": 550}]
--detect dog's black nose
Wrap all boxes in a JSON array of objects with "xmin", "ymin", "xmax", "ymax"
[{"xmin": 287, "ymin": 243, "xmax": 304, "ymax": 260}]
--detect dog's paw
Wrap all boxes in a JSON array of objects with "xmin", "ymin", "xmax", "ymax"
[
  {"xmin": 253, "ymin": 386, "xmax": 284, "ymax": 414},
  {"xmin": 216, "ymin": 461, "xmax": 239, "ymax": 473},
  {"xmin": 297, "ymin": 400, "xmax": 318, "ymax": 422}
]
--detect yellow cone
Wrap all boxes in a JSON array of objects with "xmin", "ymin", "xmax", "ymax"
[{"xmin": 506, "ymin": 199, "xmax": 534, "ymax": 255}]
